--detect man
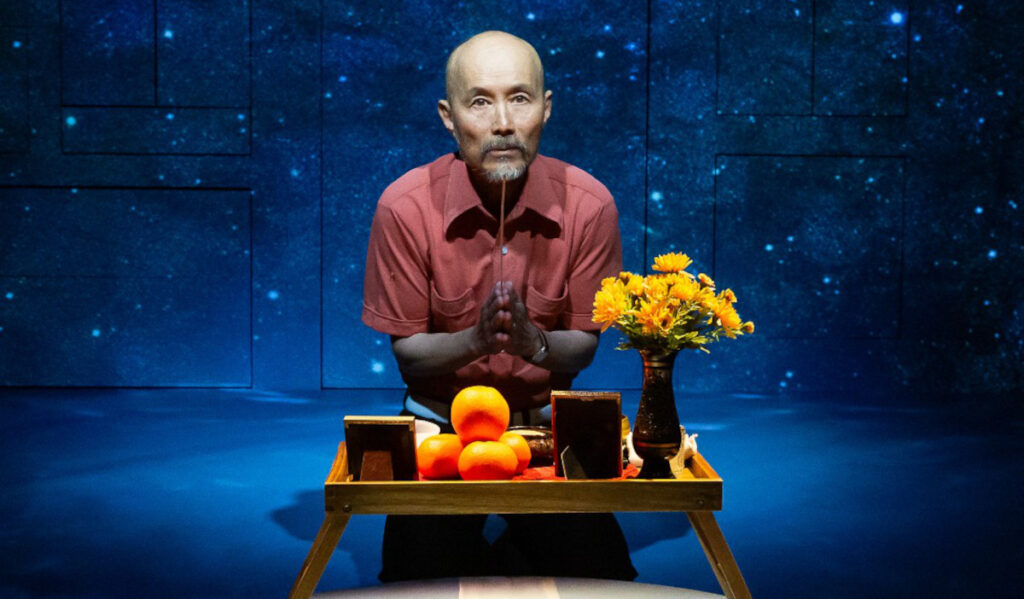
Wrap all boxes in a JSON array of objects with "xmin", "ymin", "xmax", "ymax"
[{"xmin": 362, "ymin": 30, "xmax": 635, "ymax": 581}]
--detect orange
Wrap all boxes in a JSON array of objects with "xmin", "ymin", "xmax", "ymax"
[
  {"xmin": 416, "ymin": 434, "xmax": 463, "ymax": 479},
  {"xmin": 499, "ymin": 431, "xmax": 531, "ymax": 474},
  {"xmin": 457, "ymin": 441, "xmax": 518, "ymax": 481},
  {"xmin": 450, "ymin": 385, "xmax": 510, "ymax": 443}
]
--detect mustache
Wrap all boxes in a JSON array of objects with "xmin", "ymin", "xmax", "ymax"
[{"xmin": 480, "ymin": 136, "xmax": 527, "ymax": 156}]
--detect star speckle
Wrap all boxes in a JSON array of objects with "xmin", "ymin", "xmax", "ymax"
[
  {"xmin": 92, "ymin": 329, "xmax": 101, "ymax": 337},
  {"xmin": 163, "ymin": 29, "xmax": 174, "ymax": 39},
  {"xmin": 267, "ymin": 290, "xmax": 280, "ymax": 300},
  {"xmin": 595, "ymin": 50, "xmax": 605, "ymax": 59},
  {"xmin": 889, "ymin": 12, "xmax": 904, "ymax": 25},
  {"xmin": 65, "ymin": 116, "xmax": 77, "ymax": 127},
  {"xmin": 371, "ymin": 360, "xmax": 385, "ymax": 374}
]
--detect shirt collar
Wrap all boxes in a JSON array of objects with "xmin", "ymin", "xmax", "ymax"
[{"xmin": 443, "ymin": 154, "xmax": 563, "ymax": 234}]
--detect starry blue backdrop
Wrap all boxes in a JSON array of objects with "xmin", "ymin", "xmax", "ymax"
[{"xmin": 0, "ymin": 0, "xmax": 1021, "ymax": 395}]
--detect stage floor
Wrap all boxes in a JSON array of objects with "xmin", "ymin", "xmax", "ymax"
[{"xmin": 1, "ymin": 387, "xmax": 1020, "ymax": 598}]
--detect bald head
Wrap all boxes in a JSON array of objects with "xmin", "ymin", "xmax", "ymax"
[
  {"xmin": 445, "ymin": 31, "xmax": 545, "ymax": 102},
  {"xmin": 438, "ymin": 31, "xmax": 552, "ymax": 187}
]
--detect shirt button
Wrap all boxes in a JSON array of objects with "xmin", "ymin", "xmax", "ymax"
[{"xmin": 502, "ymin": 246, "xmax": 508, "ymax": 255}]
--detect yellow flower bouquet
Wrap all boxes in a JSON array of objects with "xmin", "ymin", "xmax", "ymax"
[{"xmin": 592, "ymin": 252, "xmax": 754, "ymax": 353}]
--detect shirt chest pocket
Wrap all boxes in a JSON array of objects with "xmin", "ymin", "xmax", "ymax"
[
  {"xmin": 526, "ymin": 283, "xmax": 568, "ymax": 331},
  {"xmin": 429, "ymin": 283, "xmax": 477, "ymax": 332}
]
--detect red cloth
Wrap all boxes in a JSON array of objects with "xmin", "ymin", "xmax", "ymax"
[
  {"xmin": 514, "ymin": 464, "xmax": 640, "ymax": 480},
  {"xmin": 417, "ymin": 464, "xmax": 639, "ymax": 482},
  {"xmin": 362, "ymin": 153, "xmax": 622, "ymax": 411}
]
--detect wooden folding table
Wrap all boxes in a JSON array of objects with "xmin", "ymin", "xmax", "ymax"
[{"xmin": 289, "ymin": 442, "xmax": 752, "ymax": 598}]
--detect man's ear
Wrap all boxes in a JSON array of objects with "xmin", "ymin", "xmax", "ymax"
[
  {"xmin": 543, "ymin": 90, "xmax": 552, "ymax": 125},
  {"xmin": 438, "ymin": 99, "xmax": 455, "ymax": 134}
]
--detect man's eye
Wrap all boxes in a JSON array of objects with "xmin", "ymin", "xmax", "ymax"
[
  {"xmin": 511, "ymin": 95, "xmax": 529, "ymax": 103},
  {"xmin": 471, "ymin": 98, "xmax": 488, "ymax": 106}
]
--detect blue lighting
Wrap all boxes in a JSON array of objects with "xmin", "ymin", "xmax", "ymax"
[
  {"xmin": 166, "ymin": 113, "xmax": 175, "ymax": 120},
  {"xmin": 163, "ymin": 29, "xmax": 174, "ymax": 39},
  {"xmin": 987, "ymin": 249, "xmax": 997, "ymax": 260},
  {"xmin": 65, "ymin": 116, "xmax": 77, "ymax": 127},
  {"xmin": 12, "ymin": 40, "xmax": 21, "ymax": 48},
  {"xmin": 650, "ymin": 191, "xmax": 663, "ymax": 201},
  {"xmin": 595, "ymin": 50, "xmax": 605, "ymax": 59},
  {"xmin": 526, "ymin": 12, "xmax": 536, "ymax": 21},
  {"xmin": 371, "ymin": 360, "xmax": 385, "ymax": 374},
  {"xmin": 4, "ymin": 292, "xmax": 13, "ymax": 300},
  {"xmin": 765, "ymin": 244, "xmax": 774, "ymax": 252},
  {"xmin": 267, "ymin": 290, "xmax": 280, "ymax": 300},
  {"xmin": 975, "ymin": 206, "xmax": 984, "ymax": 214},
  {"xmin": 92, "ymin": 329, "xmax": 101, "ymax": 337},
  {"xmin": 890, "ymin": 12, "xmax": 904, "ymax": 25}
]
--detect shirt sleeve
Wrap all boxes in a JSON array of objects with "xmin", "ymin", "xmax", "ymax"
[
  {"xmin": 361, "ymin": 197, "xmax": 431, "ymax": 337},
  {"xmin": 564, "ymin": 197, "xmax": 623, "ymax": 330}
]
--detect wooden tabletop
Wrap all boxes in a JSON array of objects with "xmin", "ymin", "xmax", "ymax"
[{"xmin": 324, "ymin": 442, "xmax": 724, "ymax": 515}]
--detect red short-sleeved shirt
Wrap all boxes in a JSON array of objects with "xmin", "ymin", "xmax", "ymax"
[{"xmin": 362, "ymin": 153, "xmax": 623, "ymax": 411}]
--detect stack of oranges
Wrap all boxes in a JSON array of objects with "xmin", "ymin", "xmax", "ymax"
[{"xmin": 416, "ymin": 386, "xmax": 531, "ymax": 480}]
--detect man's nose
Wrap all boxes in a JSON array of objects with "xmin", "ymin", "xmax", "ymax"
[{"xmin": 492, "ymin": 102, "xmax": 513, "ymax": 135}]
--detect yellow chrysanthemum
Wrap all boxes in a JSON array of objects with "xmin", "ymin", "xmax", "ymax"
[
  {"xmin": 670, "ymin": 277, "xmax": 700, "ymax": 303},
  {"xmin": 715, "ymin": 303, "xmax": 742, "ymax": 330},
  {"xmin": 698, "ymin": 289, "xmax": 719, "ymax": 312},
  {"xmin": 591, "ymin": 249, "xmax": 752, "ymax": 352},
  {"xmin": 636, "ymin": 299, "xmax": 672, "ymax": 334},
  {"xmin": 652, "ymin": 252, "xmax": 693, "ymax": 273},
  {"xmin": 647, "ymin": 276, "xmax": 671, "ymax": 302},
  {"xmin": 592, "ymin": 282, "xmax": 630, "ymax": 332},
  {"xmin": 624, "ymin": 273, "xmax": 645, "ymax": 297}
]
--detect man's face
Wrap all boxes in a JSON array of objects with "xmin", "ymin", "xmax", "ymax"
[{"xmin": 439, "ymin": 37, "xmax": 552, "ymax": 184}]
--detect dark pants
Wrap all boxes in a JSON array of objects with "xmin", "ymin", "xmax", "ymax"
[{"xmin": 379, "ymin": 512, "xmax": 638, "ymax": 582}]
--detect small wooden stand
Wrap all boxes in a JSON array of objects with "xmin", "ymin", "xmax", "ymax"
[{"xmin": 289, "ymin": 442, "xmax": 752, "ymax": 599}]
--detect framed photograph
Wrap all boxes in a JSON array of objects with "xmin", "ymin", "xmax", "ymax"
[
  {"xmin": 342, "ymin": 415, "xmax": 417, "ymax": 481},
  {"xmin": 551, "ymin": 391, "xmax": 622, "ymax": 479}
]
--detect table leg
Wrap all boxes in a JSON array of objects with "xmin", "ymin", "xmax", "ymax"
[
  {"xmin": 686, "ymin": 511, "xmax": 752, "ymax": 599},
  {"xmin": 288, "ymin": 512, "xmax": 352, "ymax": 599}
]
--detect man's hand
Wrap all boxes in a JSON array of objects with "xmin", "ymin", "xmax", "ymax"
[
  {"xmin": 471, "ymin": 282, "xmax": 543, "ymax": 358},
  {"xmin": 470, "ymin": 282, "xmax": 517, "ymax": 355},
  {"xmin": 499, "ymin": 283, "xmax": 544, "ymax": 358},
  {"xmin": 392, "ymin": 281, "xmax": 597, "ymax": 377}
]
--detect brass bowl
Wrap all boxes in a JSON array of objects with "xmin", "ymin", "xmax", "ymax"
[{"xmin": 506, "ymin": 426, "xmax": 553, "ymax": 466}]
